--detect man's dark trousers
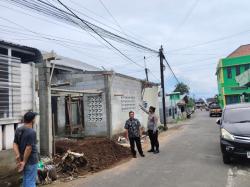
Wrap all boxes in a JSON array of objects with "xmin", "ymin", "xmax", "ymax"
[
  {"xmin": 148, "ymin": 130, "xmax": 159, "ymax": 151},
  {"xmin": 129, "ymin": 137, "xmax": 143, "ymax": 156}
]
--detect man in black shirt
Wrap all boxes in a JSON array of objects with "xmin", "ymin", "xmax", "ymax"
[
  {"xmin": 13, "ymin": 111, "xmax": 38, "ymax": 187},
  {"xmin": 124, "ymin": 111, "xmax": 145, "ymax": 158}
]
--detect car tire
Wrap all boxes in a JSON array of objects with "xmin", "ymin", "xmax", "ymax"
[{"xmin": 223, "ymin": 154, "xmax": 231, "ymax": 164}]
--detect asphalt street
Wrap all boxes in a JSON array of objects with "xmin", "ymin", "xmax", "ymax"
[{"xmin": 52, "ymin": 111, "xmax": 250, "ymax": 187}]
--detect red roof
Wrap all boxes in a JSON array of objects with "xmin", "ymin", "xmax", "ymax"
[{"xmin": 227, "ymin": 44, "xmax": 250, "ymax": 58}]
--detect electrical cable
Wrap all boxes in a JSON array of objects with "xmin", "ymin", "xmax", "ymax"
[
  {"xmin": 4, "ymin": 0, "xmax": 157, "ymax": 53},
  {"xmin": 163, "ymin": 55, "xmax": 180, "ymax": 84},
  {"xmin": 56, "ymin": 0, "xmax": 144, "ymax": 68}
]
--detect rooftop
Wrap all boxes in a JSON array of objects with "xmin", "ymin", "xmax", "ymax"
[
  {"xmin": 227, "ymin": 44, "xmax": 250, "ymax": 58},
  {"xmin": 0, "ymin": 40, "xmax": 42, "ymax": 63},
  {"xmin": 51, "ymin": 55, "xmax": 101, "ymax": 71}
]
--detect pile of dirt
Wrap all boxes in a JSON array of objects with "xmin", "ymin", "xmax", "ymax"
[{"xmin": 54, "ymin": 138, "xmax": 131, "ymax": 177}]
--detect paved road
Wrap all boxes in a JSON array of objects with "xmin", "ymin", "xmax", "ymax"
[{"xmin": 54, "ymin": 111, "xmax": 250, "ymax": 187}]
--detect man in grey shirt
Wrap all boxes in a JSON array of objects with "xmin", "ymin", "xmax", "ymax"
[
  {"xmin": 140, "ymin": 106, "xmax": 159, "ymax": 154},
  {"xmin": 13, "ymin": 111, "xmax": 38, "ymax": 187}
]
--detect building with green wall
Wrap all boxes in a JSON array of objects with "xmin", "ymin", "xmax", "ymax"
[{"xmin": 216, "ymin": 45, "xmax": 250, "ymax": 108}]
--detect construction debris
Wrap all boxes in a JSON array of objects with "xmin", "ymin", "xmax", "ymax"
[
  {"xmin": 54, "ymin": 138, "xmax": 131, "ymax": 179},
  {"xmin": 118, "ymin": 136, "xmax": 127, "ymax": 143},
  {"xmin": 57, "ymin": 150, "xmax": 88, "ymax": 176},
  {"xmin": 38, "ymin": 164, "xmax": 57, "ymax": 185}
]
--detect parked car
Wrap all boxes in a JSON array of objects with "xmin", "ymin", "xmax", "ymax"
[
  {"xmin": 217, "ymin": 103, "xmax": 250, "ymax": 164},
  {"xmin": 209, "ymin": 103, "xmax": 222, "ymax": 117}
]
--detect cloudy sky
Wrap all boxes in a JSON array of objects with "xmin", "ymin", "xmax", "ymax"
[{"xmin": 1, "ymin": 0, "xmax": 250, "ymax": 98}]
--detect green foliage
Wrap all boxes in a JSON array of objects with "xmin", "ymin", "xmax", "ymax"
[{"xmin": 174, "ymin": 82, "xmax": 190, "ymax": 95}]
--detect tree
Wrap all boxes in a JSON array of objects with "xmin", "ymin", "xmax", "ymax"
[{"xmin": 174, "ymin": 82, "xmax": 190, "ymax": 95}]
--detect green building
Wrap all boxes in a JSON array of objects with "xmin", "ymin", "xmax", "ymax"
[
  {"xmin": 169, "ymin": 92, "xmax": 181, "ymax": 101},
  {"xmin": 216, "ymin": 45, "xmax": 250, "ymax": 108}
]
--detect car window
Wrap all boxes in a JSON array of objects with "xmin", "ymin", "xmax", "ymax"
[
  {"xmin": 223, "ymin": 107, "xmax": 250, "ymax": 123},
  {"xmin": 210, "ymin": 104, "xmax": 221, "ymax": 109}
]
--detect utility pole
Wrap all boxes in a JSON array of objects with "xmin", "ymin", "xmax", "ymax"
[
  {"xmin": 160, "ymin": 46, "xmax": 168, "ymax": 130},
  {"xmin": 144, "ymin": 56, "xmax": 149, "ymax": 82}
]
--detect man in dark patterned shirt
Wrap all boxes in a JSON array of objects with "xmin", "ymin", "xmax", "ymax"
[{"xmin": 124, "ymin": 111, "xmax": 145, "ymax": 158}]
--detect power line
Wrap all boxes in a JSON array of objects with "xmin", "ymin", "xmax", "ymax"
[
  {"xmin": 162, "ymin": 54, "xmax": 180, "ymax": 84},
  {"xmin": 3, "ymin": 0, "xmax": 157, "ymax": 70},
  {"xmin": 4, "ymin": 0, "xmax": 157, "ymax": 53},
  {"xmin": 56, "ymin": 0, "xmax": 144, "ymax": 69},
  {"xmin": 166, "ymin": 0, "xmax": 200, "ymax": 42},
  {"xmin": 2, "ymin": 0, "xmax": 143, "ymax": 68},
  {"xmin": 68, "ymin": 0, "xmax": 153, "ymax": 47},
  {"xmin": 97, "ymin": 0, "xmax": 125, "ymax": 34},
  {"xmin": 148, "ymin": 69, "xmax": 161, "ymax": 83},
  {"xmin": 97, "ymin": 0, "xmax": 151, "ymax": 58},
  {"xmin": 169, "ymin": 28, "xmax": 250, "ymax": 52},
  {"xmin": 3, "ymin": 0, "xmax": 178, "ymax": 84}
]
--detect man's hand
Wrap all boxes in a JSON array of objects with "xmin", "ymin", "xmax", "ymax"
[
  {"xmin": 125, "ymin": 135, "xmax": 129, "ymax": 141},
  {"xmin": 17, "ymin": 161, "xmax": 25, "ymax": 173},
  {"xmin": 15, "ymin": 155, "xmax": 21, "ymax": 164}
]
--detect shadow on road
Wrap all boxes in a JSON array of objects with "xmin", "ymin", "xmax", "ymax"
[{"xmin": 231, "ymin": 158, "xmax": 250, "ymax": 167}]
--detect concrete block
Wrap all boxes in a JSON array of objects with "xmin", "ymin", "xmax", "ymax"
[
  {"xmin": 3, "ymin": 124, "xmax": 15, "ymax": 150},
  {"xmin": 0, "ymin": 127, "xmax": 2, "ymax": 150}
]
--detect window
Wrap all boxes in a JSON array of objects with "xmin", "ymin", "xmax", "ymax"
[
  {"xmin": 245, "ymin": 64, "xmax": 250, "ymax": 71},
  {"xmin": 236, "ymin": 66, "xmax": 241, "ymax": 76},
  {"xmin": 225, "ymin": 95, "xmax": 240, "ymax": 105},
  {"xmin": 227, "ymin": 67, "xmax": 232, "ymax": 79},
  {"xmin": 223, "ymin": 107, "xmax": 250, "ymax": 123},
  {"xmin": 168, "ymin": 108, "xmax": 172, "ymax": 116}
]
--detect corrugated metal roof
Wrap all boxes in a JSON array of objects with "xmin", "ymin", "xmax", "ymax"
[
  {"xmin": 0, "ymin": 40, "xmax": 39, "ymax": 53},
  {"xmin": 52, "ymin": 55, "xmax": 101, "ymax": 71}
]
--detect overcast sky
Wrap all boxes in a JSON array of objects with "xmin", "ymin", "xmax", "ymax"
[{"xmin": 1, "ymin": 0, "xmax": 250, "ymax": 99}]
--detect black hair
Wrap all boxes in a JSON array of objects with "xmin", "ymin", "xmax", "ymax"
[
  {"xmin": 149, "ymin": 106, "xmax": 156, "ymax": 113},
  {"xmin": 24, "ymin": 111, "xmax": 38, "ymax": 123},
  {"xmin": 129, "ymin": 111, "xmax": 134, "ymax": 115}
]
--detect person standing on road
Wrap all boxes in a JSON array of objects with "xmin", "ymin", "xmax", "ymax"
[
  {"xmin": 13, "ymin": 111, "xmax": 38, "ymax": 187},
  {"xmin": 140, "ymin": 105, "xmax": 159, "ymax": 154},
  {"xmin": 124, "ymin": 111, "xmax": 145, "ymax": 158}
]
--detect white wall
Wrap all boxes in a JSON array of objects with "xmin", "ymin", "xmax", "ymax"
[
  {"xmin": 21, "ymin": 64, "xmax": 33, "ymax": 115},
  {"xmin": 3, "ymin": 124, "xmax": 15, "ymax": 149},
  {"xmin": 111, "ymin": 75, "xmax": 142, "ymax": 135},
  {"xmin": 142, "ymin": 86, "xmax": 160, "ymax": 125}
]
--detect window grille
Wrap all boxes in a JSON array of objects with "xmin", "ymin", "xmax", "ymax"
[
  {"xmin": 0, "ymin": 55, "xmax": 21, "ymax": 119},
  {"xmin": 87, "ymin": 95, "xmax": 103, "ymax": 122}
]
